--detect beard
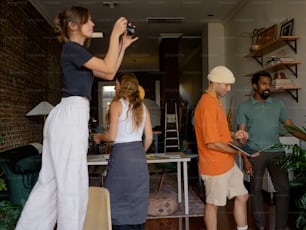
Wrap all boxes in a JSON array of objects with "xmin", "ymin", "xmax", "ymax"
[{"xmin": 260, "ymin": 89, "xmax": 270, "ymax": 99}]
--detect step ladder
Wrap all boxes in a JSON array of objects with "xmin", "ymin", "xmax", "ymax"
[{"xmin": 164, "ymin": 101, "xmax": 180, "ymax": 152}]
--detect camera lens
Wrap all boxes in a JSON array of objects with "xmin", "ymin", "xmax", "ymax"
[{"xmin": 127, "ymin": 25, "xmax": 135, "ymax": 35}]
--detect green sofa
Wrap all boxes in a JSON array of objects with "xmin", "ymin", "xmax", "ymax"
[{"xmin": 0, "ymin": 143, "xmax": 42, "ymax": 205}]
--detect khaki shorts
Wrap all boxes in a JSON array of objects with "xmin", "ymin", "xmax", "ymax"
[{"xmin": 201, "ymin": 164, "xmax": 248, "ymax": 206}]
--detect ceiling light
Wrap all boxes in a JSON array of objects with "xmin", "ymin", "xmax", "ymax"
[
  {"xmin": 103, "ymin": 1, "xmax": 119, "ymax": 8},
  {"xmin": 159, "ymin": 33, "xmax": 183, "ymax": 39},
  {"xmin": 146, "ymin": 17, "xmax": 184, "ymax": 23}
]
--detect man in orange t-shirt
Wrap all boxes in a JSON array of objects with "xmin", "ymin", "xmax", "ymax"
[{"xmin": 194, "ymin": 66, "xmax": 250, "ymax": 230}]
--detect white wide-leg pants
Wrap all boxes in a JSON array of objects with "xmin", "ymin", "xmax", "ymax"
[{"xmin": 16, "ymin": 96, "xmax": 90, "ymax": 230}]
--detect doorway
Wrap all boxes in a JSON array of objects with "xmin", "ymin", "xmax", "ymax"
[{"xmin": 98, "ymin": 81, "xmax": 116, "ymax": 130}]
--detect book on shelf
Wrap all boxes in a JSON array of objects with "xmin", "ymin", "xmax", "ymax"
[
  {"xmin": 279, "ymin": 57, "xmax": 294, "ymax": 62},
  {"xmin": 272, "ymin": 78, "xmax": 292, "ymax": 86},
  {"xmin": 265, "ymin": 57, "xmax": 294, "ymax": 66},
  {"xmin": 265, "ymin": 60, "xmax": 280, "ymax": 67},
  {"xmin": 265, "ymin": 56, "xmax": 280, "ymax": 66},
  {"xmin": 273, "ymin": 84, "xmax": 298, "ymax": 89}
]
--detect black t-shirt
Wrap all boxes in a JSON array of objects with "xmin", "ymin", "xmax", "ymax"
[{"xmin": 61, "ymin": 41, "xmax": 94, "ymax": 100}]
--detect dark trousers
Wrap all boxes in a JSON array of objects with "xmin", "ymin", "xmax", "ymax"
[
  {"xmin": 112, "ymin": 223, "xmax": 145, "ymax": 230},
  {"xmin": 249, "ymin": 151, "xmax": 289, "ymax": 230}
]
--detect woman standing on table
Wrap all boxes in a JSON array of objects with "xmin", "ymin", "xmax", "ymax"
[
  {"xmin": 94, "ymin": 73, "xmax": 153, "ymax": 230},
  {"xmin": 16, "ymin": 6, "xmax": 138, "ymax": 230}
]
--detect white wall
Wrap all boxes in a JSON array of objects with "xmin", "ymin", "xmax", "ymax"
[
  {"xmin": 208, "ymin": 23, "xmax": 225, "ymax": 70},
  {"xmin": 225, "ymin": 0, "xmax": 306, "ymax": 128},
  {"xmin": 207, "ymin": 23, "xmax": 234, "ymax": 113}
]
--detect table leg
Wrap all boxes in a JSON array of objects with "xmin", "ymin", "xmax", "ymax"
[
  {"xmin": 185, "ymin": 217, "xmax": 190, "ymax": 230},
  {"xmin": 183, "ymin": 161, "xmax": 189, "ymax": 214},
  {"xmin": 177, "ymin": 162, "xmax": 182, "ymax": 203},
  {"xmin": 179, "ymin": 217, "xmax": 183, "ymax": 230}
]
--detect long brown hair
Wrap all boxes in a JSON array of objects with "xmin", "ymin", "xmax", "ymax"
[
  {"xmin": 106, "ymin": 73, "xmax": 144, "ymax": 130},
  {"xmin": 53, "ymin": 6, "xmax": 91, "ymax": 45}
]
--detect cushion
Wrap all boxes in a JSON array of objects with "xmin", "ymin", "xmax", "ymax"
[
  {"xmin": 0, "ymin": 145, "xmax": 39, "ymax": 173},
  {"xmin": 30, "ymin": 142, "xmax": 43, "ymax": 154},
  {"xmin": 147, "ymin": 192, "xmax": 178, "ymax": 216},
  {"xmin": 15, "ymin": 154, "xmax": 42, "ymax": 174}
]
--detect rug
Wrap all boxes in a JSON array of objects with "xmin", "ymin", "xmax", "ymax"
[
  {"xmin": 147, "ymin": 173, "xmax": 204, "ymax": 219},
  {"xmin": 88, "ymin": 169, "xmax": 205, "ymax": 218}
]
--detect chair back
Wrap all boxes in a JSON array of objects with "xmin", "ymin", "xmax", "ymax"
[{"xmin": 84, "ymin": 186, "xmax": 112, "ymax": 230}]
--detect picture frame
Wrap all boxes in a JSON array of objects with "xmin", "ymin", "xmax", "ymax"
[
  {"xmin": 280, "ymin": 18, "xmax": 294, "ymax": 37},
  {"xmin": 278, "ymin": 18, "xmax": 288, "ymax": 35},
  {"xmin": 256, "ymin": 24, "xmax": 278, "ymax": 47}
]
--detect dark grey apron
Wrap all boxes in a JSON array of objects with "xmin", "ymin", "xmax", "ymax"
[{"xmin": 104, "ymin": 141, "xmax": 149, "ymax": 225}]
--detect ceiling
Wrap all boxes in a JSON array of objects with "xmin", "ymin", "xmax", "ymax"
[{"xmin": 30, "ymin": 0, "xmax": 247, "ymax": 72}]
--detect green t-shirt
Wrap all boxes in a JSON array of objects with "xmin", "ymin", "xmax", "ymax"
[{"xmin": 236, "ymin": 97, "xmax": 289, "ymax": 152}]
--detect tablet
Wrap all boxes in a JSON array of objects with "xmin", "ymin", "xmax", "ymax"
[{"xmin": 228, "ymin": 140, "xmax": 274, "ymax": 156}]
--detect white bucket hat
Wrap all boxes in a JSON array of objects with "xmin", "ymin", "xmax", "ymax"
[{"xmin": 207, "ymin": 65, "xmax": 235, "ymax": 84}]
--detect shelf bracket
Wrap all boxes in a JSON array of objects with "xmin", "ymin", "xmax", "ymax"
[
  {"xmin": 284, "ymin": 40, "xmax": 297, "ymax": 53},
  {"xmin": 253, "ymin": 55, "xmax": 264, "ymax": 66},
  {"xmin": 285, "ymin": 64, "xmax": 298, "ymax": 78},
  {"xmin": 285, "ymin": 89, "xmax": 299, "ymax": 102}
]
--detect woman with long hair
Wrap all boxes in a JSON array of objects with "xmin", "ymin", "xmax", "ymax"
[
  {"xmin": 94, "ymin": 73, "xmax": 153, "ymax": 230},
  {"xmin": 16, "ymin": 6, "xmax": 138, "ymax": 230}
]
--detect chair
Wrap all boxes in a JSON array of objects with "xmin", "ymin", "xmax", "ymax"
[
  {"xmin": 84, "ymin": 186, "xmax": 112, "ymax": 230},
  {"xmin": 0, "ymin": 144, "xmax": 42, "ymax": 205}
]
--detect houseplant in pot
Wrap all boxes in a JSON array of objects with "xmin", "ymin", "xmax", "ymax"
[
  {"xmin": 0, "ymin": 135, "xmax": 22, "ymax": 229},
  {"xmin": 274, "ymin": 125, "xmax": 306, "ymax": 229},
  {"xmin": 0, "ymin": 180, "xmax": 22, "ymax": 230}
]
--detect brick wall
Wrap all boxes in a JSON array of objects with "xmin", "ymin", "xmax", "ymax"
[{"xmin": 0, "ymin": 0, "xmax": 61, "ymax": 151}]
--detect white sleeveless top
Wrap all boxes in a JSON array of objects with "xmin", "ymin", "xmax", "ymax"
[{"xmin": 114, "ymin": 99, "xmax": 146, "ymax": 143}]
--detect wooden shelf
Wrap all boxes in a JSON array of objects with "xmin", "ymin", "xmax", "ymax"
[
  {"xmin": 245, "ymin": 86, "xmax": 302, "ymax": 102},
  {"xmin": 273, "ymin": 86, "xmax": 302, "ymax": 102},
  {"xmin": 245, "ymin": 35, "xmax": 302, "ymax": 103},
  {"xmin": 245, "ymin": 61, "xmax": 301, "ymax": 77},
  {"xmin": 245, "ymin": 36, "xmax": 302, "ymax": 66},
  {"xmin": 273, "ymin": 85, "xmax": 302, "ymax": 90}
]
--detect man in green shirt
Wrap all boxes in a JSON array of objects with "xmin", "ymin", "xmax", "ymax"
[{"xmin": 236, "ymin": 71, "xmax": 306, "ymax": 230}]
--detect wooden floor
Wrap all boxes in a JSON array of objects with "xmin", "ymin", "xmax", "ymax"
[
  {"xmin": 88, "ymin": 165, "xmax": 301, "ymax": 230},
  {"xmin": 145, "ymin": 182, "xmax": 300, "ymax": 230}
]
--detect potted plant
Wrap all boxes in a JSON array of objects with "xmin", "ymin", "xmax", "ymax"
[
  {"xmin": 274, "ymin": 125, "xmax": 306, "ymax": 229},
  {"xmin": 0, "ymin": 179, "xmax": 22, "ymax": 230},
  {"xmin": 0, "ymin": 135, "xmax": 22, "ymax": 229}
]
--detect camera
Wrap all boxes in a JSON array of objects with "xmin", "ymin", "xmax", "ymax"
[{"xmin": 127, "ymin": 24, "xmax": 136, "ymax": 36}]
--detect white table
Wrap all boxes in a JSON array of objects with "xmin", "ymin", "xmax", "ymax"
[{"xmin": 88, "ymin": 152, "xmax": 192, "ymax": 214}]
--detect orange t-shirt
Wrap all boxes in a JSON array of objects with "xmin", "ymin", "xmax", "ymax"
[{"xmin": 194, "ymin": 93, "xmax": 234, "ymax": 176}]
